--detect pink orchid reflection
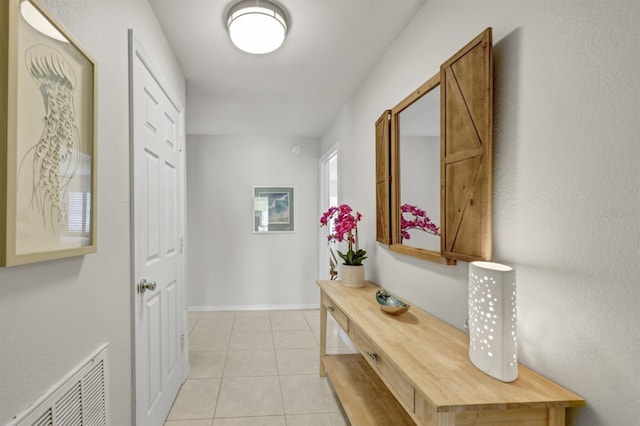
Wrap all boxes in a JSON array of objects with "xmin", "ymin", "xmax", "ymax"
[{"xmin": 400, "ymin": 203, "xmax": 440, "ymax": 240}]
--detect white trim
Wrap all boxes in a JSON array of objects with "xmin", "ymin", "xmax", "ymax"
[
  {"xmin": 319, "ymin": 143, "xmax": 339, "ymax": 164},
  {"xmin": 318, "ymin": 144, "xmax": 339, "ymax": 280},
  {"xmin": 189, "ymin": 304, "xmax": 320, "ymax": 312}
]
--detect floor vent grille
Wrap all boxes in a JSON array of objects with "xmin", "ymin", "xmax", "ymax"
[{"xmin": 10, "ymin": 344, "xmax": 109, "ymax": 426}]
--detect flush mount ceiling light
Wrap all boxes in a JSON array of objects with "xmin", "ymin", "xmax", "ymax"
[{"xmin": 226, "ymin": 0, "xmax": 288, "ymax": 54}]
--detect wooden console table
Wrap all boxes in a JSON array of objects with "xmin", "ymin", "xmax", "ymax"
[{"xmin": 317, "ymin": 280, "xmax": 584, "ymax": 426}]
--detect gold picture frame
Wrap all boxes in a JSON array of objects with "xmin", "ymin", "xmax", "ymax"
[{"xmin": 1, "ymin": 0, "xmax": 97, "ymax": 266}]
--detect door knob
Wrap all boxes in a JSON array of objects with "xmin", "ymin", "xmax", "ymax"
[{"xmin": 137, "ymin": 278, "xmax": 157, "ymax": 294}]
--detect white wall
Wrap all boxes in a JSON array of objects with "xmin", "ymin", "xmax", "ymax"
[
  {"xmin": 0, "ymin": 0, "xmax": 185, "ymax": 424},
  {"xmin": 186, "ymin": 135, "xmax": 320, "ymax": 309},
  {"xmin": 321, "ymin": 1, "xmax": 639, "ymax": 424}
]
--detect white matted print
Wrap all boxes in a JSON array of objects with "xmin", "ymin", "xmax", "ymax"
[{"xmin": 253, "ymin": 186, "xmax": 294, "ymax": 233}]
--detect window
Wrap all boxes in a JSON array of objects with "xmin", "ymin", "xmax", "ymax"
[{"xmin": 67, "ymin": 191, "xmax": 91, "ymax": 235}]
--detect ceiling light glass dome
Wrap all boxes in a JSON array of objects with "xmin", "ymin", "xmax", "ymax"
[{"xmin": 226, "ymin": 0, "xmax": 288, "ymax": 54}]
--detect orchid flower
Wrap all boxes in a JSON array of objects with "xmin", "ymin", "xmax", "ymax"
[
  {"xmin": 320, "ymin": 204, "xmax": 367, "ymax": 265},
  {"xmin": 400, "ymin": 203, "xmax": 440, "ymax": 240}
]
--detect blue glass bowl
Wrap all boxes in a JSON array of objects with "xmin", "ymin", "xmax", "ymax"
[{"xmin": 375, "ymin": 289, "xmax": 410, "ymax": 315}]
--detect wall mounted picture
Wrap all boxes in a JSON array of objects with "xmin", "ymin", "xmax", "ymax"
[
  {"xmin": 253, "ymin": 186, "xmax": 294, "ymax": 233},
  {"xmin": 1, "ymin": 0, "xmax": 97, "ymax": 266}
]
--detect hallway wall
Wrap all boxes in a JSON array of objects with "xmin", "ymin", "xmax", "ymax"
[
  {"xmin": 186, "ymin": 135, "xmax": 320, "ymax": 310},
  {"xmin": 321, "ymin": 1, "xmax": 640, "ymax": 424},
  {"xmin": 0, "ymin": 0, "xmax": 185, "ymax": 424}
]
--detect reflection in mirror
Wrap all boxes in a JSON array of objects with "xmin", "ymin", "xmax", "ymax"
[{"xmin": 398, "ymin": 85, "xmax": 441, "ymax": 252}]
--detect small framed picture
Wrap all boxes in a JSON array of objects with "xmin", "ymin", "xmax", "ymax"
[{"xmin": 253, "ymin": 186, "xmax": 294, "ymax": 233}]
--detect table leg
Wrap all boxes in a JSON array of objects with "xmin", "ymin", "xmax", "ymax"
[
  {"xmin": 548, "ymin": 407, "xmax": 565, "ymax": 426},
  {"xmin": 319, "ymin": 291, "xmax": 327, "ymax": 377}
]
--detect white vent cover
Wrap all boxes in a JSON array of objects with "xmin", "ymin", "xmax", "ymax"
[{"xmin": 10, "ymin": 344, "xmax": 109, "ymax": 426}]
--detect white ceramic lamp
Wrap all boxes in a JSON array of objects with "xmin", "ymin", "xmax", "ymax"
[{"xmin": 468, "ymin": 261, "xmax": 518, "ymax": 382}]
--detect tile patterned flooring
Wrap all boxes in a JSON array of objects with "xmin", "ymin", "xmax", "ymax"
[{"xmin": 164, "ymin": 310, "xmax": 353, "ymax": 426}]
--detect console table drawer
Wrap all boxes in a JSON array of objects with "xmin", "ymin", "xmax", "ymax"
[
  {"xmin": 352, "ymin": 323, "xmax": 415, "ymax": 413},
  {"xmin": 322, "ymin": 292, "xmax": 349, "ymax": 332}
]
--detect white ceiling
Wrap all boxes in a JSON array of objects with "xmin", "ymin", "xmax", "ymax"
[{"xmin": 148, "ymin": 0, "xmax": 426, "ymax": 137}]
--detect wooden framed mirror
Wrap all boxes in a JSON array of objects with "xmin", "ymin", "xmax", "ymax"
[{"xmin": 378, "ymin": 28, "xmax": 493, "ymax": 264}]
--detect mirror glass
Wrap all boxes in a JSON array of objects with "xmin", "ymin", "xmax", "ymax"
[{"xmin": 398, "ymin": 85, "xmax": 441, "ymax": 252}]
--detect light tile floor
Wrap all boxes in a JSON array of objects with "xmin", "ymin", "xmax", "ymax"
[{"xmin": 164, "ymin": 309, "xmax": 353, "ymax": 426}]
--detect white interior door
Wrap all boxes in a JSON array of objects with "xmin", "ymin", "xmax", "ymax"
[{"xmin": 130, "ymin": 33, "xmax": 185, "ymax": 426}]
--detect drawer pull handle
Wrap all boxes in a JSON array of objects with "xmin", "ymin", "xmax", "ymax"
[
  {"xmin": 327, "ymin": 306, "xmax": 335, "ymax": 313},
  {"xmin": 367, "ymin": 351, "xmax": 380, "ymax": 365}
]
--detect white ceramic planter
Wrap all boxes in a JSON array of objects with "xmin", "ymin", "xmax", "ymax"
[{"xmin": 340, "ymin": 264, "xmax": 365, "ymax": 288}]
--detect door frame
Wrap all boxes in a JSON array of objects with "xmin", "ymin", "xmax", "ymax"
[
  {"xmin": 318, "ymin": 144, "xmax": 339, "ymax": 280},
  {"xmin": 128, "ymin": 30, "xmax": 188, "ymax": 425}
]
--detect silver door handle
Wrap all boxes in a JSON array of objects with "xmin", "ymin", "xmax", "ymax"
[{"xmin": 137, "ymin": 279, "xmax": 157, "ymax": 294}]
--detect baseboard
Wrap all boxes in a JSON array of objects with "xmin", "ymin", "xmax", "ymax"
[{"xmin": 189, "ymin": 304, "xmax": 320, "ymax": 312}]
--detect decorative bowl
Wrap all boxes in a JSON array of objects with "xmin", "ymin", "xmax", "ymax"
[{"xmin": 375, "ymin": 289, "xmax": 410, "ymax": 315}]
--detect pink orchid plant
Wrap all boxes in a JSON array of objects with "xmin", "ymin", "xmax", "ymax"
[
  {"xmin": 320, "ymin": 204, "xmax": 367, "ymax": 265},
  {"xmin": 400, "ymin": 203, "xmax": 440, "ymax": 240}
]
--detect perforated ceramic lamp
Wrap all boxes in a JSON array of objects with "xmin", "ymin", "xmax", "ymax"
[{"xmin": 468, "ymin": 261, "xmax": 518, "ymax": 382}]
